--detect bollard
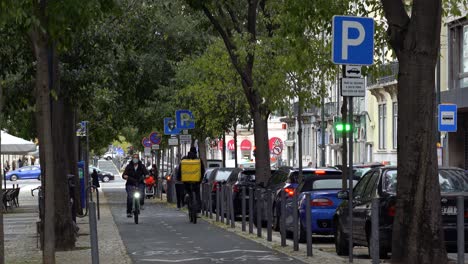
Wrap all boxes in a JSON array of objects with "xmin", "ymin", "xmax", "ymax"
[
  {"xmin": 221, "ymin": 185, "xmax": 225, "ymax": 223},
  {"xmin": 230, "ymin": 187, "xmax": 235, "ymax": 228},
  {"xmin": 242, "ymin": 186, "xmax": 246, "ymax": 232},
  {"xmin": 293, "ymin": 192, "xmax": 299, "ymax": 251},
  {"xmin": 371, "ymin": 198, "xmax": 379, "ymax": 264},
  {"xmin": 249, "ymin": 187, "xmax": 254, "ymax": 234},
  {"xmin": 457, "ymin": 196, "xmax": 464, "ymax": 264},
  {"xmin": 224, "ymin": 185, "xmax": 231, "ymax": 225},
  {"xmin": 281, "ymin": 190, "xmax": 286, "ymax": 247},
  {"xmin": 267, "ymin": 189, "xmax": 272, "ymax": 242},
  {"xmin": 306, "ymin": 194, "xmax": 312, "ymax": 256},
  {"xmin": 89, "ymin": 201, "xmax": 100, "ymax": 264},
  {"xmin": 216, "ymin": 184, "xmax": 220, "ymax": 222},
  {"xmin": 256, "ymin": 188, "xmax": 262, "ymax": 238},
  {"xmin": 205, "ymin": 184, "xmax": 209, "ymax": 217},
  {"xmin": 209, "ymin": 184, "xmax": 213, "ymax": 219}
]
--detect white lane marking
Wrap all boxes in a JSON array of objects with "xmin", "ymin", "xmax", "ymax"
[{"xmin": 207, "ymin": 249, "xmax": 270, "ymax": 254}]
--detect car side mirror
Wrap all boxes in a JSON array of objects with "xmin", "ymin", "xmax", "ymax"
[{"xmin": 337, "ymin": 190, "xmax": 349, "ymax": 200}]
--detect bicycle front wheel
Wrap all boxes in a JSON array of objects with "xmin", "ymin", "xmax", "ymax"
[{"xmin": 134, "ymin": 199, "xmax": 140, "ymax": 224}]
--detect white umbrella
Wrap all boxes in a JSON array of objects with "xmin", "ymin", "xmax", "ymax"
[{"xmin": 1, "ymin": 130, "xmax": 37, "ymax": 154}]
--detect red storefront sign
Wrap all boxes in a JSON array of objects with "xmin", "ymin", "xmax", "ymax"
[{"xmin": 240, "ymin": 139, "xmax": 252, "ymax": 151}]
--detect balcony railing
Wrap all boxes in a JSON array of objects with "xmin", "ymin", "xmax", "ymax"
[{"xmin": 367, "ymin": 62, "xmax": 399, "ymax": 87}]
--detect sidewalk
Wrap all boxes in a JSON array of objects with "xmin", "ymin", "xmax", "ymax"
[{"xmin": 4, "ymin": 187, "xmax": 131, "ymax": 264}]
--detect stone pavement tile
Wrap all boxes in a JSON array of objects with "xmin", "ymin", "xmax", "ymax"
[{"xmin": 4, "ymin": 188, "xmax": 132, "ymax": 264}]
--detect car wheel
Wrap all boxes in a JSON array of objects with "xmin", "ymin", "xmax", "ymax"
[
  {"xmin": 298, "ymin": 216, "xmax": 307, "ymax": 243},
  {"xmin": 335, "ymin": 220, "xmax": 349, "ymax": 256},
  {"xmin": 105, "ymin": 157, "xmax": 112, "ymax": 161},
  {"xmin": 102, "ymin": 176, "xmax": 110, "ymax": 182},
  {"xmin": 37, "ymin": 175, "xmax": 41, "ymax": 181},
  {"xmin": 10, "ymin": 175, "xmax": 18, "ymax": 181}
]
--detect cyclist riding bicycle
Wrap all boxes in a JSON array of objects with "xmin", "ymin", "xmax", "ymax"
[
  {"xmin": 122, "ymin": 154, "xmax": 149, "ymax": 217},
  {"xmin": 175, "ymin": 147, "xmax": 205, "ymax": 218}
]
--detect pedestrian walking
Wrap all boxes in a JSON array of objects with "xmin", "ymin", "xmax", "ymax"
[
  {"xmin": 91, "ymin": 169, "xmax": 100, "ymax": 189},
  {"xmin": 174, "ymin": 164, "xmax": 185, "ymax": 209},
  {"xmin": 18, "ymin": 158, "xmax": 23, "ymax": 168}
]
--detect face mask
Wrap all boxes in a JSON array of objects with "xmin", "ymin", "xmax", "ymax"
[{"xmin": 132, "ymin": 158, "xmax": 139, "ymax": 164}]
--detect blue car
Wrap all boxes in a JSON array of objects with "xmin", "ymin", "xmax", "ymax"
[
  {"xmin": 6, "ymin": 166, "xmax": 41, "ymax": 181},
  {"xmin": 284, "ymin": 173, "xmax": 359, "ymax": 242}
]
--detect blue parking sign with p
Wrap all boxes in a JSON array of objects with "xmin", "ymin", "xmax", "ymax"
[
  {"xmin": 332, "ymin": 16, "xmax": 374, "ymax": 65},
  {"xmin": 175, "ymin": 110, "xmax": 195, "ymax": 130}
]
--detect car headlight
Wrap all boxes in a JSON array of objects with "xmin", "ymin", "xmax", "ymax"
[{"xmin": 134, "ymin": 192, "xmax": 141, "ymax": 198}]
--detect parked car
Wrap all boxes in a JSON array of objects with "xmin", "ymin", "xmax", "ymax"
[
  {"xmin": 353, "ymin": 163, "xmax": 384, "ymax": 178},
  {"xmin": 225, "ymin": 169, "xmax": 257, "ymax": 215},
  {"xmin": 6, "ymin": 165, "xmax": 41, "ymax": 181},
  {"xmin": 206, "ymin": 159, "xmax": 223, "ymax": 168},
  {"xmin": 89, "ymin": 166, "xmax": 115, "ymax": 182},
  {"xmin": 206, "ymin": 168, "xmax": 242, "ymax": 211},
  {"xmin": 284, "ymin": 173, "xmax": 359, "ymax": 242},
  {"xmin": 253, "ymin": 167, "xmax": 341, "ymax": 229},
  {"xmin": 334, "ymin": 166, "xmax": 468, "ymax": 258}
]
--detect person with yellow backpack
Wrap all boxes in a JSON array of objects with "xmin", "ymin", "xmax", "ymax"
[{"xmin": 175, "ymin": 147, "xmax": 205, "ymax": 223}]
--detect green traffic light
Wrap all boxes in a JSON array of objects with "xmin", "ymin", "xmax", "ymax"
[{"xmin": 335, "ymin": 123, "xmax": 351, "ymax": 132}]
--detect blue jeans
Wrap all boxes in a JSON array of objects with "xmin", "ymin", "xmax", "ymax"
[{"xmin": 126, "ymin": 183, "xmax": 145, "ymax": 214}]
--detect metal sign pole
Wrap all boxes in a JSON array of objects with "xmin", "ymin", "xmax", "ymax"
[{"xmin": 348, "ymin": 96, "xmax": 354, "ymax": 263}]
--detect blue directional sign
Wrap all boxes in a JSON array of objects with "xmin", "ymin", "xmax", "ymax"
[
  {"xmin": 332, "ymin": 16, "xmax": 374, "ymax": 65},
  {"xmin": 175, "ymin": 109, "xmax": 195, "ymax": 130},
  {"xmin": 116, "ymin": 147, "xmax": 124, "ymax": 156},
  {"xmin": 164, "ymin": 117, "xmax": 180, "ymax": 135},
  {"xmin": 438, "ymin": 104, "xmax": 457, "ymax": 132}
]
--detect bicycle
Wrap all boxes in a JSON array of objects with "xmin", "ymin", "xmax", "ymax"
[
  {"xmin": 131, "ymin": 186, "xmax": 141, "ymax": 224},
  {"xmin": 184, "ymin": 183, "xmax": 198, "ymax": 224}
]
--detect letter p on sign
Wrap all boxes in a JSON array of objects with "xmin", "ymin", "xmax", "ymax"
[{"xmin": 332, "ymin": 16, "xmax": 374, "ymax": 65}]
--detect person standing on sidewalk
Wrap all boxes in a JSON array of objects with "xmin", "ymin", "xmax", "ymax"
[
  {"xmin": 173, "ymin": 164, "xmax": 185, "ymax": 210},
  {"xmin": 122, "ymin": 153, "xmax": 149, "ymax": 217},
  {"xmin": 91, "ymin": 169, "xmax": 100, "ymax": 189}
]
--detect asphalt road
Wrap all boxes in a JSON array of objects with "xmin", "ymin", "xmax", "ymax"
[{"xmin": 105, "ymin": 187, "xmax": 303, "ymax": 264}]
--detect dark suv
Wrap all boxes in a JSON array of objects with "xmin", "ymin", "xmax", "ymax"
[{"xmin": 334, "ymin": 166, "xmax": 468, "ymax": 257}]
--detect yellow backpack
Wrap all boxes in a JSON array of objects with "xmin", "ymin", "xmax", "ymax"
[{"xmin": 180, "ymin": 159, "xmax": 201, "ymax": 182}]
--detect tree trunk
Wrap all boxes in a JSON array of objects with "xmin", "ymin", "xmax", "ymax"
[
  {"xmin": 51, "ymin": 97, "xmax": 76, "ymax": 250},
  {"xmin": 198, "ymin": 139, "xmax": 207, "ymax": 168},
  {"xmin": 222, "ymin": 132, "xmax": 226, "ymax": 167},
  {"xmin": 380, "ymin": 1, "xmax": 446, "ymax": 263},
  {"xmin": 233, "ymin": 126, "xmax": 238, "ymax": 168},
  {"xmin": 252, "ymin": 109, "xmax": 270, "ymax": 185},
  {"xmin": 31, "ymin": 27, "xmax": 56, "ymax": 264},
  {"xmin": 0, "ymin": 78, "xmax": 4, "ymax": 264}
]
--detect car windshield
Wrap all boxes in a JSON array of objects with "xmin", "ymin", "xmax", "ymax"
[
  {"xmin": 239, "ymin": 171, "xmax": 256, "ymax": 182},
  {"xmin": 312, "ymin": 179, "xmax": 358, "ymax": 190},
  {"xmin": 383, "ymin": 169, "xmax": 468, "ymax": 193},
  {"xmin": 301, "ymin": 178, "xmax": 358, "ymax": 191},
  {"xmin": 354, "ymin": 168, "xmax": 371, "ymax": 178},
  {"xmin": 438, "ymin": 169, "xmax": 468, "ymax": 192},
  {"xmin": 215, "ymin": 170, "xmax": 232, "ymax": 181}
]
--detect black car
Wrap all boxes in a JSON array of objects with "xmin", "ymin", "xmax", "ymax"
[
  {"xmin": 334, "ymin": 166, "xmax": 468, "ymax": 258},
  {"xmin": 225, "ymin": 169, "xmax": 262, "ymax": 216},
  {"xmin": 206, "ymin": 168, "xmax": 242, "ymax": 211},
  {"xmin": 89, "ymin": 166, "xmax": 115, "ymax": 182}
]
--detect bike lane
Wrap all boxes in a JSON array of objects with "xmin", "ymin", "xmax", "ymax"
[{"xmin": 105, "ymin": 188, "xmax": 304, "ymax": 264}]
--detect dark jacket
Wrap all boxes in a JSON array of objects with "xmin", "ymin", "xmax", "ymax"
[
  {"xmin": 175, "ymin": 152, "xmax": 205, "ymax": 183},
  {"xmin": 122, "ymin": 161, "xmax": 149, "ymax": 186},
  {"xmin": 91, "ymin": 170, "xmax": 100, "ymax": 188}
]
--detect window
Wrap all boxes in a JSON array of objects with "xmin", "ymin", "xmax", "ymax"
[
  {"xmin": 449, "ymin": 21, "xmax": 468, "ymax": 89},
  {"xmin": 353, "ymin": 172, "xmax": 373, "ymax": 198},
  {"xmin": 378, "ymin": 104, "xmax": 386, "ymax": 149},
  {"xmin": 393, "ymin": 102, "xmax": 398, "ymax": 149}
]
